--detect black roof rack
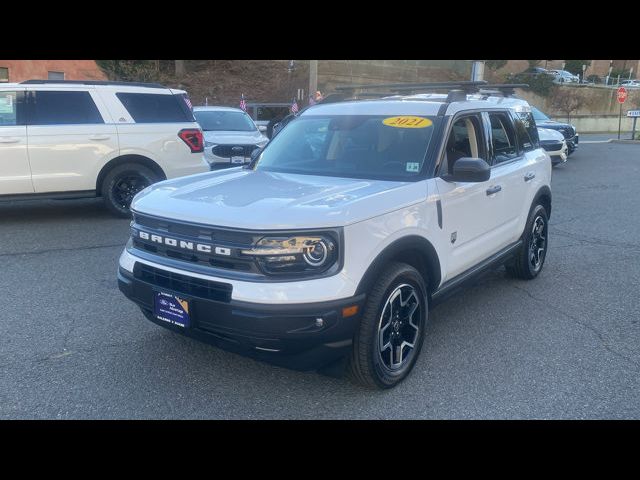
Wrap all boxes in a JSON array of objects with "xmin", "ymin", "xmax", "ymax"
[
  {"xmin": 20, "ymin": 80, "xmax": 167, "ymax": 89},
  {"xmin": 333, "ymin": 81, "xmax": 528, "ymax": 101},
  {"xmin": 477, "ymin": 84, "xmax": 529, "ymax": 96},
  {"xmin": 335, "ymin": 81, "xmax": 489, "ymax": 92}
]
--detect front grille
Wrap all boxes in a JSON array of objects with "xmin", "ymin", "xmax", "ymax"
[
  {"xmin": 131, "ymin": 212, "xmax": 262, "ymax": 274},
  {"xmin": 212, "ymin": 144, "xmax": 257, "ymax": 158},
  {"xmin": 540, "ymin": 141, "xmax": 563, "ymax": 152},
  {"xmin": 559, "ymin": 127, "xmax": 574, "ymax": 139},
  {"xmin": 134, "ymin": 263, "xmax": 232, "ymax": 303}
]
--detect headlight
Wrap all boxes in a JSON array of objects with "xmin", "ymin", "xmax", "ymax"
[
  {"xmin": 257, "ymin": 138, "xmax": 269, "ymax": 148},
  {"xmin": 241, "ymin": 234, "xmax": 338, "ymax": 275}
]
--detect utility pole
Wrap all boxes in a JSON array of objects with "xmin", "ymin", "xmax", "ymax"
[
  {"xmin": 309, "ymin": 60, "xmax": 318, "ymax": 99},
  {"xmin": 175, "ymin": 60, "xmax": 185, "ymax": 76},
  {"xmin": 471, "ymin": 61, "xmax": 485, "ymax": 81}
]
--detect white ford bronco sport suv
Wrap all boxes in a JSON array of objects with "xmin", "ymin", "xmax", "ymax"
[
  {"xmin": 118, "ymin": 81, "xmax": 552, "ymax": 389},
  {"xmin": 0, "ymin": 80, "xmax": 209, "ymax": 216}
]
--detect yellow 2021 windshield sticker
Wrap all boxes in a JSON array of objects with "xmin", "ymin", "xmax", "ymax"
[{"xmin": 383, "ymin": 116, "xmax": 432, "ymax": 128}]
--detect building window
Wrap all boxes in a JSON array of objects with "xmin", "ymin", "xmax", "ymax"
[
  {"xmin": 0, "ymin": 67, "xmax": 8, "ymax": 82},
  {"xmin": 48, "ymin": 71, "xmax": 65, "ymax": 80}
]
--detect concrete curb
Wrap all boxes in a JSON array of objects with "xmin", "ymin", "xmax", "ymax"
[{"xmin": 610, "ymin": 139, "xmax": 640, "ymax": 144}]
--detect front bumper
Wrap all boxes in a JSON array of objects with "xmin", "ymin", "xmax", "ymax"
[
  {"xmin": 542, "ymin": 141, "xmax": 568, "ymax": 164},
  {"xmin": 118, "ymin": 266, "xmax": 365, "ymax": 370},
  {"xmin": 566, "ymin": 133, "xmax": 579, "ymax": 152}
]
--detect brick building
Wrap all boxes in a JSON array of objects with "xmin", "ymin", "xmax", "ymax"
[{"xmin": 0, "ymin": 60, "xmax": 107, "ymax": 83}]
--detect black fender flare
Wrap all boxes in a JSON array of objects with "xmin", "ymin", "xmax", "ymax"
[
  {"xmin": 355, "ymin": 235, "xmax": 442, "ymax": 297},
  {"xmin": 532, "ymin": 185, "xmax": 552, "ymax": 219}
]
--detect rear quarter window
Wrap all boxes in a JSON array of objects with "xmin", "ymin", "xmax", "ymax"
[
  {"xmin": 512, "ymin": 111, "xmax": 540, "ymax": 153},
  {"xmin": 116, "ymin": 92, "xmax": 194, "ymax": 123}
]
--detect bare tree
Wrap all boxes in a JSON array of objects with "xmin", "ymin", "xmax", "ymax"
[{"xmin": 551, "ymin": 88, "xmax": 585, "ymax": 123}]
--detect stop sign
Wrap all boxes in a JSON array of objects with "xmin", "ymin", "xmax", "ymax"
[{"xmin": 617, "ymin": 87, "xmax": 628, "ymax": 104}]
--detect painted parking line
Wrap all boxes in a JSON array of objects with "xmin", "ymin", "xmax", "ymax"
[{"xmin": 581, "ymin": 140, "xmax": 613, "ymax": 144}]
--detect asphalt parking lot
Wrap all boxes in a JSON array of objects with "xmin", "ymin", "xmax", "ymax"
[{"xmin": 1, "ymin": 141, "xmax": 639, "ymax": 419}]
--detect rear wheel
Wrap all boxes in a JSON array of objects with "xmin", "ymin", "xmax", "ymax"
[
  {"xmin": 348, "ymin": 262, "xmax": 427, "ymax": 389},
  {"xmin": 101, "ymin": 163, "xmax": 158, "ymax": 217}
]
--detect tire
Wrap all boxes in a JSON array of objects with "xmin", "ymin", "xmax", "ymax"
[
  {"xmin": 506, "ymin": 203, "xmax": 549, "ymax": 280},
  {"xmin": 347, "ymin": 262, "xmax": 428, "ymax": 389},
  {"xmin": 101, "ymin": 163, "xmax": 158, "ymax": 217}
]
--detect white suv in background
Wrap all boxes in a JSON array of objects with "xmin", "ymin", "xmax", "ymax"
[
  {"xmin": 0, "ymin": 80, "xmax": 209, "ymax": 216},
  {"xmin": 118, "ymin": 82, "xmax": 553, "ymax": 389},
  {"xmin": 193, "ymin": 106, "xmax": 268, "ymax": 169}
]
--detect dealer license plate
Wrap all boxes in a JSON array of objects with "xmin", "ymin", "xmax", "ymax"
[{"xmin": 153, "ymin": 291, "xmax": 190, "ymax": 328}]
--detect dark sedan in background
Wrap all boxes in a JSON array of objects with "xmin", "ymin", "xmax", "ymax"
[{"xmin": 532, "ymin": 106, "xmax": 579, "ymax": 155}]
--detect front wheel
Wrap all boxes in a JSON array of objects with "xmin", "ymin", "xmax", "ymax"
[
  {"xmin": 506, "ymin": 204, "xmax": 549, "ymax": 279},
  {"xmin": 101, "ymin": 164, "xmax": 158, "ymax": 217},
  {"xmin": 348, "ymin": 262, "xmax": 428, "ymax": 389}
]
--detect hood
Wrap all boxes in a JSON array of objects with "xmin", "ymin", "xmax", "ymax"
[
  {"xmin": 537, "ymin": 127, "xmax": 565, "ymax": 142},
  {"xmin": 536, "ymin": 119, "xmax": 571, "ymax": 128},
  {"xmin": 131, "ymin": 168, "xmax": 426, "ymax": 230},
  {"xmin": 203, "ymin": 129, "xmax": 267, "ymax": 145}
]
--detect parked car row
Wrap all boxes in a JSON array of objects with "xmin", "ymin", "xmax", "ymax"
[
  {"xmin": 0, "ymin": 80, "xmax": 580, "ymax": 220},
  {"xmin": 619, "ymin": 79, "xmax": 640, "ymax": 88},
  {"xmin": 531, "ymin": 106, "xmax": 579, "ymax": 155},
  {"xmin": 519, "ymin": 67, "xmax": 580, "ymax": 84}
]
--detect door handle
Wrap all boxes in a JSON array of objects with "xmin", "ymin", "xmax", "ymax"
[
  {"xmin": 89, "ymin": 134, "xmax": 111, "ymax": 141},
  {"xmin": 524, "ymin": 172, "xmax": 536, "ymax": 182},
  {"xmin": 486, "ymin": 185, "xmax": 502, "ymax": 196},
  {"xmin": 0, "ymin": 137, "xmax": 20, "ymax": 144}
]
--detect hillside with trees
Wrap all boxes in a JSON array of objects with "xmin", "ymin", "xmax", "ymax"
[{"xmin": 96, "ymin": 60, "xmax": 310, "ymax": 107}]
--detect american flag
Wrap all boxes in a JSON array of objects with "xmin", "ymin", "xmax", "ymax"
[
  {"xmin": 239, "ymin": 94, "xmax": 247, "ymax": 112},
  {"xmin": 290, "ymin": 98, "xmax": 299, "ymax": 114}
]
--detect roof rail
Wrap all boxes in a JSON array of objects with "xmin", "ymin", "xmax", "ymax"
[
  {"xmin": 20, "ymin": 79, "xmax": 167, "ymax": 89},
  {"xmin": 477, "ymin": 84, "xmax": 529, "ymax": 96},
  {"xmin": 336, "ymin": 81, "xmax": 488, "ymax": 93}
]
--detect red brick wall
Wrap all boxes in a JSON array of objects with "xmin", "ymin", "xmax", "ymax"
[{"xmin": 0, "ymin": 60, "xmax": 107, "ymax": 82}]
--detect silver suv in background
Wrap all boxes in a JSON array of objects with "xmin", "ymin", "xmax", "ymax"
[{"xmin": 194, "ymin": 106, "xmax": 268, "ymax": 169}]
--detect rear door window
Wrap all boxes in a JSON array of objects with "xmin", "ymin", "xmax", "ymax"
[
  {"xmin": 512, "ymin": 111, "xmax": 539, "ymax": 154},
  {"xmin": 488, "ymin": 112, "xmax": 519, "ymax": 165},
  {"xmin": 116, "ymin": 92, "xmax": 193, "ymax": 123},
  {"xmin": 29, "ymin": 90, "xmax": 103, "ymax": 125}
]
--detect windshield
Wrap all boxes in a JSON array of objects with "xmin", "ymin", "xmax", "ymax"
[
  {"xmin": 531, "ymin": 107, "xmax": 550, "ymax": 121},
  {"xmin": 253, "ymin": 115, "xmax": 438, "ymax": 180},
  {"xmin": 194, "ymin": 110, "xmax": 257, "ymax": 132}
]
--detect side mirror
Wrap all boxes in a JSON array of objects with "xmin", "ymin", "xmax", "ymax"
[
  {"xmin": 449, "ymin": 157, "xmax": 491, "ymax": 183},
  {"xmin": 258, "ymin": 125, "xmax": 267, "ymax": 133},
  {"xmin": 250, "ymin": 147, "xmax": 262, "ymax": 162}
]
